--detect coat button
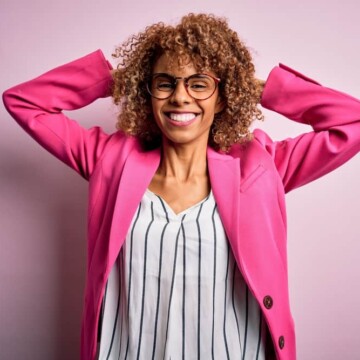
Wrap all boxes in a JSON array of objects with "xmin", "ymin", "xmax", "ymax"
[
  {"xmin": 263, "ymin": 295, "xmax": 273, "ymax": 309},
  {"xmin": 279, "ymin": 335, "xmax": 285, "ymax": 349}
]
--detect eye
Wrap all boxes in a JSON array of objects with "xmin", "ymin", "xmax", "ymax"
[
  {"xmin": 190, "ymin": 82, "xmax": 208, "ymax": 89},
  {"xmin": 152, "ymin": 75, "xmax": 175, "ymax": 92},
  {"xmin": 188, "ymin": 76, "xmax": 213, "ymax": 91},
  {"xmin": 157, "ymin": 81, "xmax": 174, "ymax": 90}
]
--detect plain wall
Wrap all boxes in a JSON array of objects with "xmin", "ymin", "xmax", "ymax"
[{"xmin": 1, "ymin": 0, "xmax": 359, "ymax": 359}]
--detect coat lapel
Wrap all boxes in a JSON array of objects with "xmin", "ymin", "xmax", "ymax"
[
  {"xmin": 108, "ymin": 145, "xmax": 161, "ymax": 267},
  {"xmin": 207, "ymin": 147, "xmax": 241, "ymax": 256}
]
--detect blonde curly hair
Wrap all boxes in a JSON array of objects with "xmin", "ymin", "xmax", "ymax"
[{"xmin": 112, "ymin": 13, "xmax": 263, "ymax": 152}]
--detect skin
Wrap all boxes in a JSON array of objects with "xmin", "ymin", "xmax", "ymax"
[{"xmin": 147, "ymin": 53, "xmax": 225, "ymax": 214}]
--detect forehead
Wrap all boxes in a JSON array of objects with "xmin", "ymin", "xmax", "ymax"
[{"xmin": 152, "ymin": 53, "xmax": 198, "ymax": 76}]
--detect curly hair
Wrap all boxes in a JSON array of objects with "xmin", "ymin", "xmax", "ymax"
[{"xmin": 112, "ymin": 13, "xmax": 264, "ymax": 152}]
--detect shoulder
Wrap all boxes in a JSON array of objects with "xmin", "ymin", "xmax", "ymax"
[
  {"xmin": 206, "ymin": 130, "xmax": 277, "ymax": 177},
  {"xmin": 225, "ymin": 129, "xmax": 275, "ymax": 159},
  {"xmin": 100, "ymin": 130, "xmax": 141, "ymax": 161}
]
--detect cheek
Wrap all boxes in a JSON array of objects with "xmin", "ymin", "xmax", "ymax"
[
  {"xmin": 150, "ymin": 103, "xmax": 160, "ymax": 126},
  {"xmin": 150, "ymin": 101, "xmax": 164, "ymax": 128},
  {"xmin": 203, "ymin": 101, "xmax": 219, "ymax": 118},
  {"xmin": 151, "ymin": 99, "xmax": 163, "ymax": 116},
  {"xmin": 150, "ymin": 99, "xmax": 156, "ymax": 115}
]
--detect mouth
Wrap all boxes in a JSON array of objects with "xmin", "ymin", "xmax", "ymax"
[{"xmin": 164, "ymin": 112, "xmax": 201, "ymax": 123}]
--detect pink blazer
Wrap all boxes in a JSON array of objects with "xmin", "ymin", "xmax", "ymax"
[{"xmin": 3, "ymin": 50, "xmax": 360, "ymax": 360}]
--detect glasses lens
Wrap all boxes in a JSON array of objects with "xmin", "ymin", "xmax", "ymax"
[
  {"xmin": 149, "ymin": 74, "xmax": 175, "ymax": 99},
  {"xmin": 187, "ymin": 75, "xmax": 216, "ymax": 100}
]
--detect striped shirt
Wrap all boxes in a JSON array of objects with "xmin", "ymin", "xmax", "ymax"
[{"xmin": 97, "ymin": 189, "xmax": 266, "ymax": 359}]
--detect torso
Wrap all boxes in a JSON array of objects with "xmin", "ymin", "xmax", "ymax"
[{"xmin": 97, "ymin": 189, "xmax": 267, "ymax": 359}]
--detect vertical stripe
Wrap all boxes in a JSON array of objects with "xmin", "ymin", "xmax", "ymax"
[
  {"xmin": 124, "ymin": 203, "xmax": 142, "ymax": 360},
  {"xmin": 223, "ymin": 244, "xmax": 230, "ymax": 360},
  {"xmin": 242, "ymin": 287, "xmax": 249, "ymax": 360},
  {"xmin": 157, "ymin": 195, "xmax": 170, "ymax": 223},
  {"xmin": 105, "ymin": 258, "xmax": 121, "ymax": 359},
  {"xmin": 196, "ymin": 203, "xmax": 204, "ymax": 360},
  {"xmin": 118, "ymin": 250, "xmax": 124, "ymax": 360},
  {"xmin": 181, "ymin": 222, "xmax": 186, "ymax": 360},
  {"xmin": 151, "ymin": 196, "xmax": 170, "ymax": 360},
  {"xmin": 211, "ymin": 204, "xmax": 217, "ymax": 360},
  {"xmin": 255, "ymin": 311, "xmax": 263, "ymax": 359},
  {"xmin": 136, "ymin": 202, "xmax": 154, "ymax": 360},
  {"xmin": 232, "ymin": 262, "xmax": 242, "ymax": 354},
  {"xmin": 162, "ymin": 214, "xmax": 186, "ymax": 360},
  {"xmin": 98, "ymin": 281, "xmax": 108, "ymax": 344}
]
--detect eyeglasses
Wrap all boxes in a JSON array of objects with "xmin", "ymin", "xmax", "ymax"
[{"xmin": 146, "ymin": 73, "xmax": 221, "ymax": 100}]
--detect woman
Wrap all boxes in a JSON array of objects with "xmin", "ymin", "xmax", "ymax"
[{"xmin": 3, "ymin": 13, "xmax": 360, "ymax": 360}]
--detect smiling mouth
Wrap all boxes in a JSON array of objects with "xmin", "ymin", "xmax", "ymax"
[{"xmin": 164, "ymin": 112, "xmax": 200, "ymax": 122}]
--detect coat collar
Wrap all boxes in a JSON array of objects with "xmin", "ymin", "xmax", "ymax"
[{"xmin": 108, "ymin": 145, "xmax": 241, "ymax": 268}]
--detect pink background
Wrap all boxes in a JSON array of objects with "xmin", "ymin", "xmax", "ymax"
[{"xmin": 1, "ymin": 0, "xmax": 359, "ymax": 359}]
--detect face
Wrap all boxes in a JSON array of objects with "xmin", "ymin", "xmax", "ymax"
[{"xmin": 150, "ymin": 53, "xmax": 224, "ymax": 148}]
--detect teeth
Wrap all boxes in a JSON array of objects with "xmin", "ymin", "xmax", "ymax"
[{"xmin": 168, "ymin": 113, "xmax": 197, "ymax": 122}]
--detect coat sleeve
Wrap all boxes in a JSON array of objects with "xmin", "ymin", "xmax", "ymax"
[
  {"xmin": 2, "ymin": 50, "xmax": 115, "ymax": 180},
  {"xmin": 259, "ymin": 63, "xmax": 360, "ymax": 193}
]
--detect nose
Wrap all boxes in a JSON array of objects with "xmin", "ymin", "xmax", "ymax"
[{"xmin": 169, "ymin": 79, "xmax": 192, "ymax": 104}]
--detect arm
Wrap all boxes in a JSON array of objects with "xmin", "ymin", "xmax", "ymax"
[
  {"xmin": 2, "ymin": 50, "xmax": 114, "ymax": 180},
  {"xmin": 259, "ymin": 64, "xmax": 360, "ymax": 193}
]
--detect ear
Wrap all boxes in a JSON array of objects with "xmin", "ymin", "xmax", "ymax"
[{"xmin": 215, "ymin": 97, "xmax": 225, "ymax": 114}]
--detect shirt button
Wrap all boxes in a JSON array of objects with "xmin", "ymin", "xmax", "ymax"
[
  {"xmin": 279, "ymin": 335, "xmax": 285, "ymax": 349},
  {"xmin": 263, "ymin": 295, "xmax": 273, "ymax": 309}
]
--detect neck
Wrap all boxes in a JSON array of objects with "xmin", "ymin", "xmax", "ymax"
[{"xmin": 158, "ymin": 138, "xmax": 208, "ymax": 181}]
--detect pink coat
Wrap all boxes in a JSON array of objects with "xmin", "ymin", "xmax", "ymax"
[{"xmin": 3, "ymin": 50, "xmax": 360, "ymax": 360}]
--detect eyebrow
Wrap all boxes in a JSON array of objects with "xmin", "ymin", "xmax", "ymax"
[
  {"xmin": 152, "ymin": 73, "xmax": 214, "ymax": 79},
  {"xmin": 152, "ymin": 72, "xmax": 199, "ymax": 77}
]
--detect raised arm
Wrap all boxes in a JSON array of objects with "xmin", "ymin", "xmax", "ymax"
[
  {"xmin": 259, "ymin": 64, "xmax": 360, "ymax": 193},
  {"xmin": 2, "ymin": 50, "xmax": 114, "ymax": 180}
]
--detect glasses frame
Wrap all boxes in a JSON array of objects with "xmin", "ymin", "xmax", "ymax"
[{"xmin": 146, "ymin": 73, "xmax": 221, "ymax": 101}]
